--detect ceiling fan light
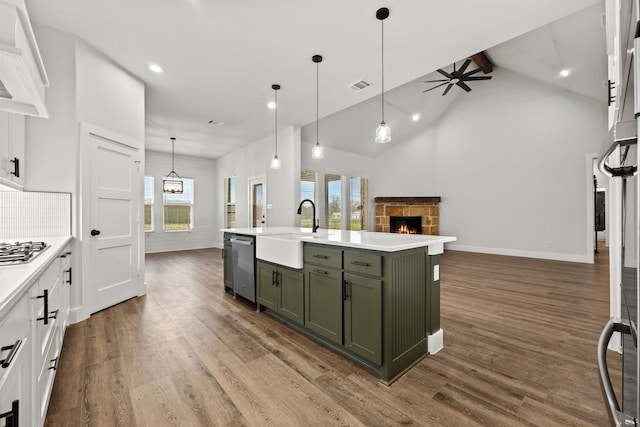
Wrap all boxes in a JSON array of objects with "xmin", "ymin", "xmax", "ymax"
[
  {"xmin": 312, "ymin": 142, "xmax": 324, "ymax": 159},
  {"xmin": 375, "ymin": 122, "xmax": 391, "ymax": 143}
]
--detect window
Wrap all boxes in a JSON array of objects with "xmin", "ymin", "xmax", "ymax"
[
  {"xmin": 300, "ymin": 169, "xmax": 316, "ymax": 228},
  {"xmin": 144, "ymin": 176, "xmax": 154, "ymax": 232},
  {"xmin": 225, "ymin": 177, "xmax": 236, "ymax": 228},
  {"xmin": 164, "ymin": 177, "xmax": 194, "ymax": 231},
  {"xmin": 350, "ymin": 177, "xmax": 368, "ymax": 231},
  {"xmin": 325, "ymin": 173, "xmax": 342, "ymax": 230}
]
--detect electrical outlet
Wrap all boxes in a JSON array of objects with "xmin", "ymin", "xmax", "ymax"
[{"xmin": 434, "ymin": 264, "xmax": 440, "ymax": 281}]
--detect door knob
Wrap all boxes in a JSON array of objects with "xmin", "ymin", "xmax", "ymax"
[{"xmin": 90, "ymin": 229, "xmax": 101, "ymax": 236}]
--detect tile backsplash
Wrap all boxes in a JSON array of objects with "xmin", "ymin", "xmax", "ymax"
[{"xmin": 0, "ymin": 191, "xmax": 71, "ymax": 240}]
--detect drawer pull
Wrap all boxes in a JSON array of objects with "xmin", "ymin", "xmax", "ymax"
[
  {"xmin": 66, "ymin": 267, "xmax": 73, "ymax": 285},
  {"xmin": 49, "ymin": 309, "xmax": 59, "ymax": 320},
  {"xmin": 0, "ymin": 399, "xmax": 19, "ymax": 427},
  {"xmin": 313, "ymin": 254, "xmax": 329, "ymax": 259},
  {"xmin": 313, "ymin": 269, "xmax": 328, "ymax": 275},
  {"xmin": 37, "ymin": 289, "xmax": 49, "ymax": 325},
  {"xmin": 350, "ymin": 261, "xmax": 370, "ymax": 267},
  {"xmin": 49, "ymin": 357, "xmax": 59, "ymax": 371},
  {"xmin": 0, "ymin": 340, "xmax": 21, "ymax": 368}
]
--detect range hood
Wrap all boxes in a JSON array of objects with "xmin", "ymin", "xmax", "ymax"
[{"xmin": 0, "ymin": 0, "xmax": 49, "ymax": 118}]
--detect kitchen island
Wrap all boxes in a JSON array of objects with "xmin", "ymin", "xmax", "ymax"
[{"xmin": 220, "ymin": 227, "xmax": 455, "ymax": 383}]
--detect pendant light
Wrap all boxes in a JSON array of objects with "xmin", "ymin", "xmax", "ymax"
[
  {"xmin": 375, "ymin": 7, "xmax": 391, "ymax": 144},
  {"xmin": 270, "ymin": 84, "xmax": 281, "ymax": 169},
  {"xmin": 163, "ymin": 137, "xmax": 183, "ymax": 194},
  {"xmin": 311, "ymin": 55, "xmax": 325, "ymax": 159}
]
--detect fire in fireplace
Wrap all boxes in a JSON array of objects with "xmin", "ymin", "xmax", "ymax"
[{"xmin": 390, "ymin": 216, "xmax": 422, "ymax": 234}]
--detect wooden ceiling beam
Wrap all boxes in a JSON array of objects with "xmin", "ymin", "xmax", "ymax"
[{"xmin": 471, "ymin": 51, "xmax": 493, "ymax": 74}]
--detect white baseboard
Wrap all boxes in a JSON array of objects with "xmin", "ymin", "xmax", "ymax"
[
  {"xmin": 68, "ymin": 306, "xmax": 88, "ymax": 325},
  {"xmin": 446, "ymin": 244, "xmax": 591, "ymax": 264},
  {"xmin": 428, "ymin": 328, "xmax": 444, "ymax": 354}
]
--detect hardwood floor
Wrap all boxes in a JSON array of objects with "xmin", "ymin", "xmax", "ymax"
[{"xmin": 44, "ymin": 246, "xmax": 621, "ymax": 426}]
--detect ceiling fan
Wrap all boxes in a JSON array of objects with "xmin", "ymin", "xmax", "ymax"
[{"xmin": 423, "ymin": 58, "xmax": 492, "ymax": 96}]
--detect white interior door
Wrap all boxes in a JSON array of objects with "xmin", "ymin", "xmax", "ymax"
[
  {"xmin": 249, "ymin": 176, "xmax": 266, "ymax": 227},
  {"xmin": 82, "ymin": 124, "xmax": 141, "ymax": 314}
]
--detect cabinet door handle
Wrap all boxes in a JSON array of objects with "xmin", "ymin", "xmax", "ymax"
[
  {"xmin": 0, "ymin": 340, "xmax": 21, "ymax": 368},
  {"xmin": 66, "ymin": 267, "xmax": 72, "ymax": 285},
  {"xmin": 343, "ymin": 280, "xmax": 351, "ymax": 301},
  {"xmin": 49, "ymin": 357, "xmax": 58, "ymax": 370},
  {"xmin": 0, "ymin": 400, "xmax": 19, "ymax": 427},
  {"xmin": 313, "ymin": 254, "xmax": 328, "ymax": 259},
  {"xmin": 313, "ymin": 269, "xmax": 328, "ymax": 275},
  {"xmin": 350, "ymin": 261, "xmax": 370, "ymax": 267},
  {"xmin": 49, "ymin": 309, "xmax": 59, "ymax": 320},
  {"xmin": 276, "ymin": 272, "xmax": 281, "ymax": 287},
  {"xmin": 9, "ymin": 157, "xmax": 19, "ymax": 178},
  {"xmin": 37, "ymin": 289, "xmax": 49, "ymax": 325}
]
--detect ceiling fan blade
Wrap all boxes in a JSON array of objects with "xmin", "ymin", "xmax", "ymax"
[
  {"xmin": 423, "ymin": 78, "xmax": 450, "ymax": 83},
  {"xmin": 423, "ymin": 82, "xmax": 449, "ymax": 93},
  {"xmin": 456, "ymin": 81, "xmax": 472, "ymax": 92},
  {"xmin": 461, "ymin": 68, "xmax": 484, "ymax": 78},
  {"xmin": 463, "ymin": 76, "xmax": 492, "ymax": 81},
  {"xmin": 437, "ymin": 69, "xmax": 453, "ymax": 79},
  {"xmin": 442, "ymin": 83, "xmax": 454, "ymax": 96},
  {"xmin": 458, "ymin": 59, "xmax": 472, "ymax": 75}
]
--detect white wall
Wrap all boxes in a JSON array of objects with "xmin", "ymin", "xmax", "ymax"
[
  {"xmin": 144, "ymin": 150, "xmax": 216, "ymax": 253},
  {"xmin": 371, "ymin": 68, "xmax": 607, "ymax": 262},
  {"xmin": 24, "ymin": 24, "xmax": 145, "ymax": 323},
  {"xmin": 213, "ymin": 126, "xmax": 299, "ymax": 247}
]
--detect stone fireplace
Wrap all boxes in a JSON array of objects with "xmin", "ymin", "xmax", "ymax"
[{"xmin": 374, "ymin": 197, "xmax": 440, "ymax": 235}]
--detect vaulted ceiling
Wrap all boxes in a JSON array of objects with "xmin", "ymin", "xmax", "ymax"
[{"xmin": 26, "ymin": 0, "xmax": 606, "ymax": 159}]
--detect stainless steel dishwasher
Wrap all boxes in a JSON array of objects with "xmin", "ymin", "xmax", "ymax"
[{"xmin": 231, "ymin": 235, "xmax": 256, "ymax": 302}]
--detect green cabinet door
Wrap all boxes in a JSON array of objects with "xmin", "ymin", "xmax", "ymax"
[
  {"xmin": 305, "ymin": 266, "xmax": 343, "ymax": 345},
  {"xmin": 344, "ymin": 272, "xmax": 382, "ymax": 365},
  {"xmin": 278, "ymin": 267, "xmax": 304, "ymax": 324},
  {"xmin": 257, "ymin": 260, "xmax": 278, "ymax": 311}
]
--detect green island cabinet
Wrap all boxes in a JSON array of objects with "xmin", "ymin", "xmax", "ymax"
[
  {"xmin": 223, "ymin": 233, "xmax": 233, "ymax": 292},
  {"xmin": 257, "ymin": 241, "xmax": 441, "ymax": 384},
  {"xmin": 257, "ymin": 260, "xmax": 304, "ymax": 325}
]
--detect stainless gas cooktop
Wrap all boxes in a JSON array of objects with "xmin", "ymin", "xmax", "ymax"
[{"xmin": 0, "ymin": 241, "xmax": 49, "ymax": 265}]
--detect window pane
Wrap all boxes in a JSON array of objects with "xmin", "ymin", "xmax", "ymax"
[
  {"xmin": 325, "ymin": 174, "xmax": 341, "ymax": 230},
  {"xmin": 163, "ymin": 177, "xmax": 194, "ymax": 231},
  {"xmin": 144, "ymin": 176, "xmax": 154, "ymax": 232},
  {"xmin": 164, "ymin": 205, "xmax": 192, "ymax": 230},
  {"xmin": 350, "ymin": 177, "xmax": 368, "ymax": 231},
  {"xmin": 225, "ymin": 177, "xmax": 236, "ymax": 228},
  {"xmin": 300, "ymin": 169, "xmax": 315, "ymax": 229}
]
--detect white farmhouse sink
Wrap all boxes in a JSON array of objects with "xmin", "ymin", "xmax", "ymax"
[{"xmin": 256, "ymin": 233, "xmax": 315, "ymax": 269}]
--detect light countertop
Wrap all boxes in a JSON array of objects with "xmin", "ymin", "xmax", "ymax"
[
  {"xmin": 221, "ymin": 227, "xmax": 456, "ymax": 253},
  {"xmin": 0, "ymin": 236, "xmax": 72, "ymax": 316}
]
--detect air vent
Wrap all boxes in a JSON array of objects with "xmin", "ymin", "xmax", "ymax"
[{"xmin": 349, "ymin": 79, "xmax": 372, "ymax": 91}]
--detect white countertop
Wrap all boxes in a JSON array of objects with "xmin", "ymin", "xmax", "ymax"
[
  {"xmin": 221, "ymin": 227, "xmax": 456, "ymax": 252},
  {"xmin": 0, "ymin": 236, "xmax": 72, "ymax": 316}
]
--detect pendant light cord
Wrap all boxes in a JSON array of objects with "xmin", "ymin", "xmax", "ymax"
[
  {"xmin": 316, "ymin": 61, "xmax": 319, "ymax": 143},
  {"xmin": 274, "ymin": 88, "xmax": 278, "ymax": 156},
  {"xmin": 381, "ymin": 18, "xmax": 385, "ymax": 123}
]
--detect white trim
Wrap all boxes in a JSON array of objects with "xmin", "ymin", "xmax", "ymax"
[
  {"xmin": 447, "ymin": 244, "xmax": 591, "ymax": 263},
  {"xmin": 428, "ymin": 328, "xmax": 444, "ymax": 354}
]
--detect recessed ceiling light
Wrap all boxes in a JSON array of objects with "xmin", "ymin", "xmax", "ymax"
[
  {"xmin": 268, "ymin": 102, "xmax": 276, "ymax": 109},
  {"xmin": 560, "ymin": 69, "xmax": 570, "ymax": 77},
  {"xmin": 412, "ymin": 113, "xmax": 420, "ymax": 122},
  {"xmin": 149, "ymin": 64, "xmax": 163, "ymax": 73}
]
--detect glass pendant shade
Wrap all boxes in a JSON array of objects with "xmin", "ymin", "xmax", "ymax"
[
  {"xmin": 312, "ymin": 142, "xmax": 324, "ymax": 159},
  {"xmin": 163, "ymin": 137, "xmax": 183, "ymax": 194},
  {"xmin": 270, "ymin": 155, "xmax": 281, "ymax": 169},
  {"xmin": 375, "ymin": 122, "xmax": 391, "ymax": 143}
]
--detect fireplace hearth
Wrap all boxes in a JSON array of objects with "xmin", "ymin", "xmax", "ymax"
[
  {"xmin": 390, "ymin": 216, "xmax": 422, "ymax": 234},
  {"xmin": 374, "ymin": 196, "xmax": 440, "ymax": 235}
]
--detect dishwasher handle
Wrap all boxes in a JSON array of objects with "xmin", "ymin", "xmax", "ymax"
[
  {"xmin": 597, "ymin": 317, "xmax": 637, "ymax": 427},
  {"xmin": 230, "ymin": 238, "xmax": 253, "ymax": 246}
]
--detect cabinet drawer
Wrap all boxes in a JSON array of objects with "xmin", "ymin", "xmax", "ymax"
[
  {"xmin": 304, "ymin": 245, "xmax": 342, "ymax": 269},
  {"xmin": 344, "ymin": 251, "xmax": 382, "ymax": 277},
  {"xmin": 0, "ymin": 296, "xmax": 29, "ymax": 382}
]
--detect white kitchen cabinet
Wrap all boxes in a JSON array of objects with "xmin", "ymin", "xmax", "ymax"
[
  {"xmin": 0, "ymin": 111, "xmax": 25, "ymax": 189},
  {"xmin": 0, "ymin": 296, "xmax": 31, "ymax": 427}
]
